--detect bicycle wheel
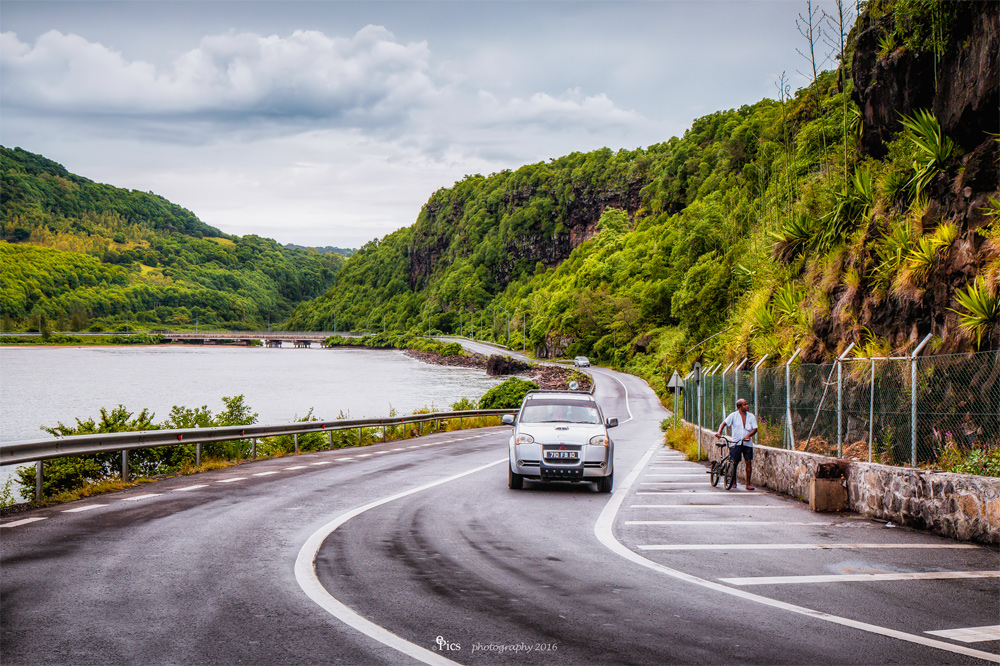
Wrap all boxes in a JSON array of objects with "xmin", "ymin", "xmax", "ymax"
[
  {"xmin": 710, "ymin": 461, "xmax": 720, "ymax": 487},
  {"xmin": 724, "ymin": 460, "xmax": 737, "ymax": 490}
]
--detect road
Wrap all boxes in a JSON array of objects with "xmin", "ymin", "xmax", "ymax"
[{"xmin": 2, "ymin": 347, "xmax": 998, "ymax": 665}]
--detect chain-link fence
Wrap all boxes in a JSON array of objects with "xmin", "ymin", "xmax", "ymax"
[{"xmin": 678, "ymin": 350, "xmax": 1000, "ymax": 470}]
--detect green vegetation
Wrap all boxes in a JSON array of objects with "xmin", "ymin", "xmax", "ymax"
[
  {"xmin": 1, "ymin": 147, "xmax": 347, "ymax": 331},
  {"xmin": 478, "ymin": 377, "xmax": 539, "ymax": 409}
]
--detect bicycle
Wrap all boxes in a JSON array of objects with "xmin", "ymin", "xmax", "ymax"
[{"xmin": 709, "ymin": 434, "xmax": 739, "ymax": 490}]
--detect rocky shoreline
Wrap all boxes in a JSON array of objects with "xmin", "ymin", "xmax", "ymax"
[{"xmin": 402, "ymin": 349, "xmax": 592, "ymax": 392}]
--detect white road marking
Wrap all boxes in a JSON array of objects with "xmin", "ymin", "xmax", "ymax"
[
  {"xmin": 392, "ymin": 448, "xmax": 407, "ymax": 451},
  {"xmin": 217, "ymin": 477, "xmax": 246, "ymax": 483},
  {"xmin": 356, "ymin": 454, "xmax": 373, "ymax": 458},
  {"xmin": 640, "ymin": 481, "xmax": 709, "ymax": 485},
  {"xmin": 121, "ymin": 493, "xmax": 161, "ymax": 501},
  {"xmin": 283, "ymin": 466, "xmax": 308, "ymax": 470},
  {"xmin": 1, "ymin": 516, "xmax": 47, "ymax": 528},
  {"xmin": 594, "ymin": 444, "xmax": 1000, "ymax": 664},
  {"xmin": 253, "ymin": 471, "xmax": 280, "ymax": 476},
  {"xmin": 926, "ymin": 626, "xmax": 1000, "ymax": 643},
  {"xmin": 310, "ymin": 461, "xmax": 333, "ymax": 466},
  {"xmin": 638, "ymin": 543, "xmax": 980, "ymax": 551},
  {"xmin": 722, "ymin": 571, "xmax": 1000, "ymax": 586},
  {"xmin": 173, "ymin": 485, "xmax": 208, "ymax": 492},
  {"xmin": 598, "ymin": 370, "xmax": 634, "ymax": 422},
  {"xmin": 627, "ymin": 520, "xmax": 831, "ymax": 526},
  {"xmin": 406, "ymin": 446, "xmax": 420, "ymax": 449},
  {"xmin": 295, "ymin": 458, "xmax": 506, "ymax": 666},
  {"xmin": 630, "ymin": 504, "xmax": 795, "ymax": 509},
  {"xmin": 637, "ymin": 490, "xmax": 719, "ymax": 495},
  {"xmin": 62, "ymin": 504, "xmax": 106, "ymax": 513},
  {"xmin": 645, "ymin": 473, "xmax": 707, "ymax": 477}
]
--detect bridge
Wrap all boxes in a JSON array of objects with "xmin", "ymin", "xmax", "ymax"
[{"xmin": 160, "ymin": 330, "xmax": 339, "ymax": 347}]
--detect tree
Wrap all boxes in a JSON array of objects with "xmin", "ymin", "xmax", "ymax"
[{"xmin": 796, "ymin": 0, "xmax": 827, "ymax": 83}]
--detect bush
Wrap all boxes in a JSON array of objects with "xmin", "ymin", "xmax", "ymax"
[
  {"xmin": 478, "ymin": 377, "xmax": 539, "ymax": 409},
  {"xmin": 439, "ymin": 342, "xmax": 464, "ymax": 356}
]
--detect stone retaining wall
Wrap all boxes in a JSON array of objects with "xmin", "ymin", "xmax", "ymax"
[{"xmin": 688, "ymin": 424, "xmax": 1000, "ymax": 544}]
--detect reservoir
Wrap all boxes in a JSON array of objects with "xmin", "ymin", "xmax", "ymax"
[{"xmin": 0, "ymin": 345, "xmax": 504, "ymax": 487}]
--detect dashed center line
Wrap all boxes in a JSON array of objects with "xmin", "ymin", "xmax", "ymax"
[
  {"xmin": 253, "ymin": 471, "xmax": 280, "ymax": 476},
  {"xmin": 217, "ymin": 477, "xmax": 246, "ymax": 483},
  {"xmin": 310, "ymin": 461, "xmax": 332, "ymax": 466},
  {"xmin": 173, "ymin": 485, "xmax": 208, "ymax": 492},
  {"xmin": 284, "ymin": 465, "xmax": 308, "ymax": 470},
  {"xmin": 62, "ymin": 504, "xmax": 106, "ymax": 513},
  {"xmin": 121, "ymin": 494, "xmax": 161, "ymax": 501},
  {"xmin": 1, "ymin": 516, "xmax": 47, "ymax": 528}
]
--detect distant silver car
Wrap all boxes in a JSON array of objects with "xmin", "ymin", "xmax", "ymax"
[
  {"xmin": 573, "ymin": 356, "xmax": 591, "ymax": 367},
  {"xmin": 502, "ymin": 390, "xmax": 618, "ymax": 492}
]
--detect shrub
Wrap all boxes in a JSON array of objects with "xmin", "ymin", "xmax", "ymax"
[{"xmin": 477, "ymin": 377, "xmax": 539, "ymax": 409}]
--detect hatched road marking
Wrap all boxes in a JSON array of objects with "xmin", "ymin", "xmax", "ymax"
[{"xmin": 926, "ymin": 626, "xmax": 1000, "ymax": 643}]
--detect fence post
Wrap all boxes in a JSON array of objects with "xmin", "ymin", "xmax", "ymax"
[
  {"xmin": 911, "ymin": 334, "xmax": 933, "ymax": 466},
  {"xmin": 35, "ymin": 460, "xmax": 42, "ymax": 501},
  {"xmin": 733, "ymin": 358, "xmax": 748, "ymax": 409},
  {"xmin": 752, "ymin": 355, "xmax": 768, "ymax": 445},
  {"xmin": 869, "ymin": 358, "xmax": 875, "ymax": 463},
  {"xmin": 122, "ymin": 450, "xmax": 129, "ymax": 482},
  {"xmin": 836, "ymin": 343, "xmax": 856, "ymax": 458},
  {"xmin": 785, "ymin": 348, "xmax": 802, "ymax": 450},
  {"xmin": 721, "ymin": 362, "xmax": 734, "ymax": 423}
]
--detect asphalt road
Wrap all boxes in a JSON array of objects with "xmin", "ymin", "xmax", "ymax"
[{"xmin": 2, "ymin": 349, "xmax": 998, "ymax": 665}]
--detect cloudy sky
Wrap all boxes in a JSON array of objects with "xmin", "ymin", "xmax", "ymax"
[{"xmin": 1, "ymin": 1, "xmax": 837, "ymax": 248}]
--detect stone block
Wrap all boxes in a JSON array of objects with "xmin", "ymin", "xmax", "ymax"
[{"xmin": 809, "ymin": 478, "xmax": 849, "ymax": 512}]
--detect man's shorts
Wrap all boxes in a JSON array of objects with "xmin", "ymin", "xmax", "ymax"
[{"xmin": 730, "ymin": 443, "xmax": 753, "ymax": 463}]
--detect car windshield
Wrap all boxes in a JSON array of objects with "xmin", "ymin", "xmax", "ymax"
[{"xmin": 520, "ymin": 402, "xmax": 601, "ymax": 424}]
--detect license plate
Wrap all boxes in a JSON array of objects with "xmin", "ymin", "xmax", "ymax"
[{"xmin": 544, "ymin": 451, "xmax": 579, "ymax": 460}]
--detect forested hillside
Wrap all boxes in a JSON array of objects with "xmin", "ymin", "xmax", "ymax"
[
  {"xmin": 0, "ymin": 147, "xmax": 347, "ymax": 331},
  {"xmin": 287, "ymin": 0, "xmax": 998, "ymax": 388}
]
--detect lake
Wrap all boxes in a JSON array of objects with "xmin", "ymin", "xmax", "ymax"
[{"xmin": 0, "ymin": 345, "xmax": 504, "ymax": 486}]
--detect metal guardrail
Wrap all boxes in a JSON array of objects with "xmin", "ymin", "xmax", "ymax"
[
  {"xmin": 0, "ymin": 409, "xmax": 516, "ymax": 466},
  {"xmin": 1, "ymin": 408, "xmax": 517, "ymax": 501}
]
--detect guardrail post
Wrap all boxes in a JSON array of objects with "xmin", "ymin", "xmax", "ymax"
[
  {"xmin": 196, "ymin": 442, "xmax": 201, "ymax": 467},
  {"xmin": 122, "ymin": 450, "xmax": 129, "ymax": 482},
  {"xmin": 328, "ymin": 430, "xmax": 333, "ymax": 449},
  {"xmin": 911, "ymin": 333, "xmax": 933, "ymax": 467},
  {"xmin": 35, "ymin": 461, "xmax": 43, "ymax": 501},
  {"xmin": 358, "ymin": 427, "xmax": 362, "ymax": 445},
  {"xmin": 251, "ymin": 438, "xmax": 257, "ymax": 458},
  {"xmin": 382, "ymin": 425, "xmax": 386, "ymax": 442},
  {"xmin": 294, "ymin": 433, "xmax": 299, "ymax": 454}
]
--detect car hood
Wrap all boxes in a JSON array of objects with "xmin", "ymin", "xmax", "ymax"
[{"xmin": 517, "ymin": 423, "xmax": 606, "ymax": 445}]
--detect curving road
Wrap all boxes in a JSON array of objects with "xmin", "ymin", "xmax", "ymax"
[{"xmin": 2, "ymin": 349, "xmax": 998, "ymax": 665}]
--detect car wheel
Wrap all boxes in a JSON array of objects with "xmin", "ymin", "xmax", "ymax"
[
  {"xmin": 597, "ymin": 471, "xmax": 613, "ymax": 493},
  {"xmin": 508, "ymin": 465, "xmax": 524, "ymax": 490}
]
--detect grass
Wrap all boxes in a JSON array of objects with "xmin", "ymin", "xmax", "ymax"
[{"xmin": 660, "ymin": 419, "xmax": 707, "ymax": 461}]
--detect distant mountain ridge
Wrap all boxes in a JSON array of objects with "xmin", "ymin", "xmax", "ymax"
[{"xmin": 0, "ymin": 147, "xmax": 346, "ymax": 331}]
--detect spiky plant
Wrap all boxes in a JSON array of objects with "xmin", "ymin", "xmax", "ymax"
[
  {"xmin": 872, "ymin": 219, "xmax": 916, "ymax": 289},
  {"xmin": 900, "ymin": 109, "xmax": 956, "ymax": 195},
  {"xmin": 905, "ymin": 223, "xmax": 956, "ymax": 281},
  {"xmin": 879, "ymin": 168, "xmax": 911, "ymax": 207},
  {"xmin": 772, "ymin": 283, "xmax": 805, "ymax": 325},
  {"xmin": 951, "ymin": 277, "xmax": 1000, "ymax": 348},
  {"xmin": 769, "ymin": 213, "xmax": 817, "ymax": 262}
]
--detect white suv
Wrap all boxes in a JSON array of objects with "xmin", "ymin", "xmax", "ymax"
[{"xmin": 502, "ymin": 390, "xmax": 618, "ymax": 492}]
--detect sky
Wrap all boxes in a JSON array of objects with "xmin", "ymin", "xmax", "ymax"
[{"xmin": 0, "ymin": 0, "xmax": 836, "ymax": 249}]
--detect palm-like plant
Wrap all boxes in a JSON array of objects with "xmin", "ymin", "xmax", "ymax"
[
  {"xmin": 900, "ymin": 109, "xmax": 956, "ymax": 195},
  {"xmin": 905, "ymin": 222, "xmax": 958, "ymax": 280},
  {"xmin": 951, "ymin": 277, "xmax": 1000, "ymax": 348},
  {"xmin": 769, "ymin": 213, "xmax": 818, "ymax": 262}
]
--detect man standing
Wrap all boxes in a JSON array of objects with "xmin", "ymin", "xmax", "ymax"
[{"xmin": 715, "ymin": 398, "xmax": 759, "ymax": 490}]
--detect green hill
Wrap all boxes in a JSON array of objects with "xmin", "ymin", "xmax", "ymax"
[
  {"xmin": 0, "ymin": 147, "xmax": 346, "ymax": 331},
  {"xmin": 287, "ymin": 0, "xmax": 999, "ymax": 388}
]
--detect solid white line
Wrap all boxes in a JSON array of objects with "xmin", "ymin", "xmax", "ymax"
[
  {"xmin": 253, "ymin": 471, "xmax": 280, "ymax": 476},
  {"xmin": 121, "ymin": 493, "xmax": 161, "ymax": 501},
  {"xmin": 593, "ymin": 445, "xmax": 1000, "ymax": 664},
  {"xmin": 640, "ymin": 481, "xmax": 709, "ymax": 485},
  {"xmin": 600, "ymin": 371, "xmax": 634, "ymax": 422},
  {"xmin": 630, "ymin": 504, "xmax": 795, "ymax": 509},
  {"xmin": 62, "ymin": 504, "xmax": 106, "ymax": 513},
  {"xmin": 1, "ymin": 516, "xmax": 47, "ymax": 528},
  {"xmin": 284, "ymin": 466, "xmax": 308, "ymax": 470},
  {"xmin": 173, "ymin": 485, "xmax": 208, "ymax": 492},
  {"xmin": 926, "ymin": 626, "xmax": 1000, "ymax": 643},
  {"xmin": 722, "ymin": 571, "xmax": 1000, "ymax": 586},
  {"xmin": 637, "ymin": 491, "xmax": 720, "ymax": 495},
  {"xmin": 627, "ymin": 520, "xmax": 831, "ymax": 526},
  {"xmin": 295, "ymin": 458, "xmax": 507, "ymax": 666},
  {"xmin": 638, "ymin": 543, "xmax": 981, "ymax": 551},
  {"xmin": 217, "ymin": 477, "xmax": 246, "ymax": 483}
]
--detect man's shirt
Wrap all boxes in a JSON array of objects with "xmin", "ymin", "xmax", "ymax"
[{"xmin": 722, "ymin": 410, "xmax": 758, "ymax": 445}]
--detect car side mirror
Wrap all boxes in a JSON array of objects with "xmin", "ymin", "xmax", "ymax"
[
  {"xmin": 606, "ymin": 418, "xmax": 618, "ymax": 428},
  {"xmin": 502, "ymin": 414, "xmax": 515, "ymax": 425}
]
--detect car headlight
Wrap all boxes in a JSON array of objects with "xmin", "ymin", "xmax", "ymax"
[
  {"xmin": 515, "ymin": 433, "xmax": 535, "ymax": 445},
  {"xmin": 589, "ymin": 434, "xmax": 609, "ymax": 447}
]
